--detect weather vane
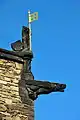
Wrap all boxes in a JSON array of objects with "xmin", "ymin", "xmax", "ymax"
[{"xmin": 28, "ymin": 10, "xmax": 38, "ymax": 51}]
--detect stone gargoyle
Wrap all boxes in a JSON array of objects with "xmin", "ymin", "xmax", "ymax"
[{"xmin": 25, "ymin": 79, "xmax": 66, "ymax": 100}]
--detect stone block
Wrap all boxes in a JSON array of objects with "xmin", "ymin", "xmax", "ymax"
[
  {"xmin": 0, "ymin": 105, "xmax": 7, "ymax": 112},
  {"xmin": 15, "ymin": 63, "xmax": 22, "ymax": 70}
]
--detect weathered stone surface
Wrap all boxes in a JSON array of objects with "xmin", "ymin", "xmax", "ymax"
[
  {"xmin": 0, "ymin": 59, "xmax": 34, "ymax": 120},
  {"xmin": 2, "ymin": 117, "xmax": 12, "ymax": 120},
  {"xmin": 0, "ymin": 104, "xmax": 7, "ymax": 112},
  {"xmin": 15, "ymin": 63, "xmax": 22, "ymax": 70},
  {"xmin": 5, "ymin": 99, "xmax": 12, "ymax": 105}
]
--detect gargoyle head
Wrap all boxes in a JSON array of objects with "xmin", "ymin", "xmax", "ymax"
[{"xmin": 51, "ymin": 83, "xmax": 66, "ymax": 92}]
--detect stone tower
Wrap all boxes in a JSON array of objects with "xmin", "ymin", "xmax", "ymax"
[{"xmin": 0, "ymin": 26, "xmax": 66, "ymax": 120}]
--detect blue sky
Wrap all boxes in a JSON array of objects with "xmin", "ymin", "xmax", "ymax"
[{"xmin": 0, "ymin": 0, "xmax": 80, "ymax": 120}]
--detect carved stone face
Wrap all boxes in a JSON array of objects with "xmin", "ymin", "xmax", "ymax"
[{"xmin": 54, "ymin": 84, "xmax": 66, "ymax": 92}]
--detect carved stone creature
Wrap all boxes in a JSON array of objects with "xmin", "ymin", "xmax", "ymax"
[{"xmin": 25, "ymin": 80, "xmax": 66, "ymax": 100}]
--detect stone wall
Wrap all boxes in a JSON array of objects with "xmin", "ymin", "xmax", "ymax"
[{"xmin": 0, "ymin": 59, "xmax": 34, "ymax": 120}]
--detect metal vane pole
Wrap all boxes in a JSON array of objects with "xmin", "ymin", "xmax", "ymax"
[{"xmin": 28, "ymin": 10, "xmax": 32, "ymax": 51}]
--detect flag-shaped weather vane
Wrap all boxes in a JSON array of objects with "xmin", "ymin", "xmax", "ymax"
[{"xmin": 28, "ymin": 10, "xmax": 38, "ymax": 51}]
